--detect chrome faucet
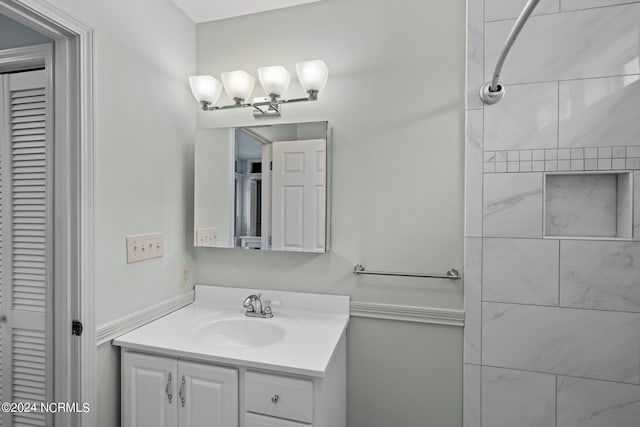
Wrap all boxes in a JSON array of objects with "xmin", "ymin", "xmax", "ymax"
[{"xmin": 242, "ymin": 294, "xmax": 273, "ymax": 318}]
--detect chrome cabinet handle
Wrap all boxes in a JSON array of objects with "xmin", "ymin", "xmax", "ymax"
[
  {"xmin": 271, "ymin": 394, "xmax": 279, "ymax": 404},
  {"xmin": 179, "ymin": 375, "xmax": 186, "ymax": 407},
  {"xmin": 166, "ymin": 373, "xmax": 173, "ymax": 403}
]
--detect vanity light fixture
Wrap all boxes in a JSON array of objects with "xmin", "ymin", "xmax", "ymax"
[
  {"xmin": 189, "ymin": 59, "xmax": 329, "ymax": 118},
  {"xmin": 258, "ymin": 65, "xmax": 291, "ymax": 102},
  {"xmin": 221, "ymin": 70, "xmax": 255, "ymax": 106},
  {"xmin": 189, "ymin": 75, "xmax": 223, "ymax": 106}
]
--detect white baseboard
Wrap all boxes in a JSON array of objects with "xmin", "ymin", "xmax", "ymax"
[
  {"xmin": 350, "ymin": 301, "xmax": 464, "ymax": 327},
  {"xmin": 97, "ymin": 291, "xmax": 195, "ymax": 346}
]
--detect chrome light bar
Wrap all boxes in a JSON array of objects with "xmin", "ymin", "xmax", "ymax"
[{"xmin": 198, "ymin": 90, "xmax": 319, "ymax": 118}]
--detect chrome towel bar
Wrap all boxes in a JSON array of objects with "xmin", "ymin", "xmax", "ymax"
[{"xmin": 353, "ymin": 264, "xmax": 461, "ymax": 280}]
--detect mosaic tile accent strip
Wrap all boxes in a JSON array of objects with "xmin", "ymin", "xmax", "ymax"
[{"xmin": 485, "ymin": 146, "xmax": 640, "ymax": 173}]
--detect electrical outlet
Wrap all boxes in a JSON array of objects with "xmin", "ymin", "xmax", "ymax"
[
  {"xmin": 126, "ymin": 232, "xmax": 164, "ymax": 263},
  {"xmin": 180, "ymin": 265, "xmax": 190, "ymax": 288},
  {"xmin": 195, "ymin": 227, "xmax": 217, "ymax": 247}
]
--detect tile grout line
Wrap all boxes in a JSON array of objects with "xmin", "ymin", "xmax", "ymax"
[
  {"xmin": 480, "ymin": 363, "xmax": 640, "ymax": 387},
  {"xmin": 615, "ymin": 172, "xmax": 619, "ymax": 237},
  {"xmin": 629, "ymin": 170, "xmax": 637, "ymax": 235},
  {"xmin": 485, "ymin": 2, "xmax": 640, "ymax": 24},
  {"xmin": 556, "ymin": 79, "xmax": 560, "ymax": 160},
  {"xmin": 484, "ymin": 10, "xmax": 560, "ymax": 24},
  {"xmin": 485, "ymin": 0, "xmax": 639, "ymax": 24},
  {"xmin": 482, "ymin": 298, "xmax": 640, "ymax": 315},
  {"xmin": 476, "ymin": 73, "xmax": 640, "ymax": 88},
  {"xmin": 482, "ymin": 145, "xmax": 640, "ymax": 153},
  {"xmin": 558, "ymin": 240, "xmax": 561, "ymax": 306},
  {"xmin": 480, "ymin": 1, "xmax": 485, "ymax": 425},
  {"xmin": 555, "ymin": 374, "xmax": 558, "ymax": 427},
  {"xmin": 542, "ymin": 171, "xmax": 546, "ymax": 242},
  {"xmin": 481, "ymin": 235, "xmax": 634, "ymax": 242},
  {"xmin": 483, "ymin": 167, "xmax": 640, "ymax": 174}
]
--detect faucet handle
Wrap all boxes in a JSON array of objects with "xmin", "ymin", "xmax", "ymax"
[
  {"xmin": 262, "ymin": 298, "xmax": 274, "ymax": 318},
  {"xmin": 264, "ymin": 299, "xmax": 281, "ymax": 307},
  {"xmin": 242, "ymin": 295, "xmax": 256, "ymax": 312},
  {"xmin": 263, "ymin": 299, "xmax": 281, "ymax": 316}
]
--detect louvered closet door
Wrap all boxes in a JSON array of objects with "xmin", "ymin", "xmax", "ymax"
[{"xmin": 0, "ymin": 69, "xmax": 52, "ymax": 427}]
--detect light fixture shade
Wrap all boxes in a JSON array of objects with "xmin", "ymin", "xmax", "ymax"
[
  {"xmin": 296, "ymin": 60, "xmax": 329, "ymax": 93},
  {"xmin": 221, "ymin": 70, "xmax": 255, "ymax": 102},
  {"xmin": 258, "ymin": 66, "xmax": 291, "ymax": 97},
  {"xmin": 189, "ymin": 75, "xmax": 223, "ymax": 104}
]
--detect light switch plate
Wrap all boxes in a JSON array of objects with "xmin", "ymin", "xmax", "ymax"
[
  {"xmin": 195, "ymin": 227, "xmax": 218, "ymax": 247},
  {"xmin": 126, "ymin": 232, "xmax": 164, "ymax": 263}
]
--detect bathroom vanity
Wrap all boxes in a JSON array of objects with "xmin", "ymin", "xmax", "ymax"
[{"xmin": 113, "ymin": 286, "xmax": 349, "ymax": 427}]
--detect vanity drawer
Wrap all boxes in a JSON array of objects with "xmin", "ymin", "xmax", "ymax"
[
  {"xmin": 245, "ymin": 412, "xmax": 311, "ymax": 427},
  {"xmin": 245, "ymin": 372, "xmax": 313, "ymax": 423}
]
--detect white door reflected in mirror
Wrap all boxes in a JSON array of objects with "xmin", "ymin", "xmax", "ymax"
[
  {"xmin": 271, "ymin": 139, "xmax": 326, "ymax": 252},
  {"xmin": 194, "ymin": 122, "xmax": 329, "ymax": 253}
]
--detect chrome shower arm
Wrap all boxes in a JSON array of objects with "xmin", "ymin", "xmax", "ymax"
[
  {"xmin": 489, "ymin": 0, "xmax": 541, "ymax": 90},
  {"xmin": 480, "ymin": 0, "xmax": 541, "ymax": 104}
]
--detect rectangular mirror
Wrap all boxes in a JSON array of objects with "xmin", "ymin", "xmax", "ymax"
[{"xmin": 194, "ymin": 121, "xmax": 329, "ymax": 252}]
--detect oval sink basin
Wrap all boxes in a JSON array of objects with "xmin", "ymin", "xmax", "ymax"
[{"xmin": 195, "ymin": 318, "xmax": 287, "ymax": 348}]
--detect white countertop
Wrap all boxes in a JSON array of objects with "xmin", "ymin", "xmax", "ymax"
[{"xmin": 113, "ymin": 285, "xmax": 350, "ymax": 377}]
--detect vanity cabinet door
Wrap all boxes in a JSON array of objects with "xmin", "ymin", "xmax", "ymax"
[
  {"xmin": 178, "ymin": 360, "xmax": 238, "ymax": 427},
  {"xmin": 122, "ymin": 352, "xmax": 177, "ymax": 427}
]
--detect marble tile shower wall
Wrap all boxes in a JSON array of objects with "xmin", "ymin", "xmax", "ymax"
[{"xmin": 464, "ymin": 1, "xmax": 640, "ymax": 426}]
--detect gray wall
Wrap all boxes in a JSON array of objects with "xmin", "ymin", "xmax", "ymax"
[
  {"xmin": 44, "ymin": 1, "xmax": 196, "ymax": 426},
  {"xmin": 48, "ymin": 0, "xmax": 196, "ymax": 328},
  {"xmin": 0, "ymin": 14, "xmax": 52, "ymax": 50},
  {"xmin": 11, "ymin": 0, "xmax": 465, "ymax": 425},
  {"xmin": 194, "ymin": 0, "xmax": 466, "ymax": 426}
]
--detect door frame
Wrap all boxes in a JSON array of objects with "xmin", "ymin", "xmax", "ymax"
[{"xmin": 0, "ymin": 1, "xmax": 95, "ymax": 426}]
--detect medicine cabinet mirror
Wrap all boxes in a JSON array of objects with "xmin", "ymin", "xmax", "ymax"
[{"xmin": 194, "ymin": 121, "xmax": 329, "ymax": 252}]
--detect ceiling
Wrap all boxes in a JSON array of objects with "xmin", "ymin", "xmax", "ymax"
[{"xmin": 171, "ymin": 0, "xmax": 324, "ymax": 23}]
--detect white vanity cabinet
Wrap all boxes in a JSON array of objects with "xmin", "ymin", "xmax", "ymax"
[
  {"xmin": 115, "ymin": 286, "xmax": 350, "ymax": 427},
  {"xmin": 122, "ymin": 351, "xmax": 238, "ymax": 427},
  {"xmin": 121, "ymin": 342, "xmax": 346, "ymax": 427}
]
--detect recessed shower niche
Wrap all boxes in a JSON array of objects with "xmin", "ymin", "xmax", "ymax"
[{"xmin": 544, "ymin": 172, "xmax": 633, "ymax": 239}]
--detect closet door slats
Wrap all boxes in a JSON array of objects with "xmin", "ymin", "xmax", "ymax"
[{"xmin": 1, "ymin": 69, "xmax": 50, "ymax": 427}]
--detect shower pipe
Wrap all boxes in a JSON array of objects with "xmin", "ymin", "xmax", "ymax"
[{"xmin": 479, "ymin": 0, "xmax": 541, "ymax": 105}]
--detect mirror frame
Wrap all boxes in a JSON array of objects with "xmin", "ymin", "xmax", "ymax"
[{"xmin": 194, "ymin": 121, "xmax": 331, "ymax": 253}]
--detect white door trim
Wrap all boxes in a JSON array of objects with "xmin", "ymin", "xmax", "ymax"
[{"xmin": 0, "ymin": 1, "xmax": 96, "ymax": 426}]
